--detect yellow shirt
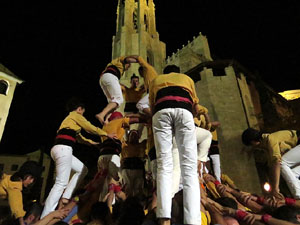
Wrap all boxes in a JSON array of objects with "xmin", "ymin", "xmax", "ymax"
[
  {"xmin": 0, "ymin": 174, "xmax": 26, "ymax": 219},
  {"xmin": 121, "ymin": 141, "xmax": 146, "ymax": 159},
  {"xmin": 211, "ymin": 130, "xmax": 218, "ymax": 141},
  {"xmin": 259, "ymin": 130, "xmax": 298, "ymax": 165},
  {"xmin": 137, "ymin": 56, "xmax": 158, "ymax": 91},
  {"xmin": 201, "ymin": 211, "xmax": 211, "ymax": 225},
  {"xmin": 149, "ymin": 73, "xmax": 205, "ymax": 115},
  {"xmin": 59, "ymin": 111, "xmax": 107, "ymax": 145},
  {"xmin": 122, "ymin": 86, "xmax": 145, "ymax": 103},
  {"xmin": 206, "ymin": 181, "xmax": 221, "ymax": 199},
  {"xmin": 194, "ymin": 112, "xmax": 209, "ymax": 128},
  {"xmin": 221, "ymin": 173, "xmax": 235, "ymax": 187},
  {"xmin": 104, "ymin": 56, "xmax": 126, "ymax": 77},
  {"xmin": 102, "ymin": 117, "xmax": 130, "ymax": 142}
]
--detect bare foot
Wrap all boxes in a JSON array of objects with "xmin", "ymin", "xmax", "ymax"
[{"xmin": 95, "ymin": 113, "xmax": 105, "ymax": 125}]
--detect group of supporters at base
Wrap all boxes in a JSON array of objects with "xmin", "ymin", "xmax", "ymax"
[{"xmin": 1, "ymin": 54, "xmax": 300, "ymax": 225}]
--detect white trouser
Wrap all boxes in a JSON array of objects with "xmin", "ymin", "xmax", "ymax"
[
  {"xmin": 153, "ymin": 108, "xmax": 201, "ymax": 224},
  {"xmin": 209, "ymin": 154, "xmax": 221, "ymax": 182},
  {"xmin": 281, "ymin": 144, "xmax": 300, "ymax": 199},
  {"xmin": 172, "ymin": 127, "xmax": 212, "ymax": 194},
  {"xmin": 97, "ymin": 154, "xmax": 121, "ymax": 201},
  {"xmin": 171, "ymin": 138, "xmax": 183, "ymax": 197},
  {"xmin": 98, "ymin": 154, "xmax": 121, "ymax": 181},
  {"xmin": 41, "ymin": 145, "xmax": 88, "ymax": 218},
  {"xmin": 195, "ymin": 127, "xmax": 212, "ymax": 162},
  {"xmin": 99, "ymin": 72, "xmax": 123, "ymax": 106},
  {"xmin": 121, "ymin": 169, "xmax": 144, "ymax": 197}
]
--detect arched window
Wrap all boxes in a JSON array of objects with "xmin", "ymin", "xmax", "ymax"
[
  {"xmin": 0, "ymin": 80, "xmax": 8, "ymax": 95},
  {"xmin": 144, "ymin": 14, "xmax": 148, "ymax": 31},
  {"xmin": 133, "ymin": 11, "xmax": 138, "ymax": 30}
]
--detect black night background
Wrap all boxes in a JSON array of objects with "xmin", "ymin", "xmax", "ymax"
[{"xmin": 0, "ymin": 0, "xmax": 299, "ymax": 155}]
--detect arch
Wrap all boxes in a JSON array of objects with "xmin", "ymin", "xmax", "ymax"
[
  {"xmin": 144, "ymin": 14, "xmax": 148, "ymax": 32},
  {"xmin": 0, "ymin": 80, "xmax": 9, "ymax": 95},
  {"xmin": 133, "ymin": 11, "xmax": 138, "ymax": 30},
  {"xmin": 147, "ymin": 50, "xmax": 154, "ymax": 66}
]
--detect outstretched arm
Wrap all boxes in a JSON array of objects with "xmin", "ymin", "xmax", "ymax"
[
  {"xmin": 124, "ymin": 55, "xmax": 139, "ymax": 64},
  {"xmin": 129, "ymin": 117, "xmax": 147, "ymax": 124}
]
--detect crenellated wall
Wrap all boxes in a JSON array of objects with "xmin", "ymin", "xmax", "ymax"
[
  {"xmin": 166, "ymin": 32, "xmax": 213, "ymax": 73},
  {"xmin": 193, "ymin": 66, "xmax": 261, "ymax": 193}
]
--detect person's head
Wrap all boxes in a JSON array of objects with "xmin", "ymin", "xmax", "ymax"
[
  {"xmin": 90, "ymin": 202, "xmax": 110, "ymax": 225},
  {"xmin": 117, "ymin": 197, "xmax": 145, "ymax": 225},
  {"xmin": 272, "ymin": 205, "xmax": 300, "ymax": 224},
  {"xmin": 128, "ymin": 129, "xmax": 139, "ymax": 143},
  {"xmin": 53, "ymin": 222, "xmax": 69, "ymax": 225},
  {"xmin": 24, "ymin": 203, "xmax": 43, "ymax": 225},
  {"xmin": 241, "ymin": 128, "xmax": 262, "ymax": 146},
  {"xmin": 108, "ymin": 111, "xmax": 123, "ymax": 122},
  {"xmin": 163, "ymin": 65, "xmax": 180, "ymax": 74},
  {"xmin": 65, "ymin": 97, "xmax": 86, "ymax": 114},
  {"xmin": 130, "ymin": 74, "xmax": 139, "ymax": 88},
  {"xmin": 215, "ymin": 197, "xmax": 238, "ymax": 210},
  {"xmin": 11, "ymin": 161, "xmax": 42, "ymax": 188}
]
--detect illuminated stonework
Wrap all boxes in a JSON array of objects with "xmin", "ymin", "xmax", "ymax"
[
  {"xmin": 279, "ymin": 90, "xmax": 300, "ymax": 100},
  {"xmin": 0, "ymin": 64, "xmax": 23, "ymax": 142}
]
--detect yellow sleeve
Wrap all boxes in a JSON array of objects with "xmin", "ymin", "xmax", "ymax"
[
  {"xmin": 188, "ymin": 77, "xmax": 200, "ymax": 105},
  {"xmin": 194, "ymin": 117, "xmax": 201, "ymax": 127},
  {"xmin": 201, "ymin": 211, "xmax": 208, "ymax": 225},
  {"xmin": 221, "ymin": 174, "xmax": 235, "ymax": 186},
  {"xmin": 123, "ymin": 117, "xmax": 131, "ymax": 127},
  {"xmin": 7, "ymin": 182, "xmax": 26, "ymax": 219},
  {"xmin": 206, "ymin": 181, "xmax": 221, "ymax": 199},
  {"xmin": 137, "ymin": 56, "xmax": 158, "ymax": 91},
  {"xmin": 74, "ymin": 113, "xmax": 107, "ymax": 137},
  {"xmin": 148, "ymin": 81, "xmax": 155, "ymax": 112},
  {"xmin": 194, "ymin": 104, "xmax": 208, "ymax": 116},
  {"xmin": 267, "ymin": 136, "xmax": 282, "ymax": 164},
  {"xmin": 107, "ymin": 56, "xmax": 126, "ymax": 76}
]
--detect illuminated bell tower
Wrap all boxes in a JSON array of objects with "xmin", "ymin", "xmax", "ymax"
[{"xmin": 112, "ymin": 0, "xmax": 166, "ymax": 85}]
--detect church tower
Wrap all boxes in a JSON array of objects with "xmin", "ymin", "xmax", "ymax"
[{"xmin": 112, "ymin": 0, "xmax": 166, "ymax": 85}]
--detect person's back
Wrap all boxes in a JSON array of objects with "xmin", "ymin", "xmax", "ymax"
[{"xmin": 149, "ymin": 65, "xmax": 201, "ymax": 225}]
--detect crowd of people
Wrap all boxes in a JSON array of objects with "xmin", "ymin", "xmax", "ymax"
[{"xmin": 1, "ymin": 55, "xmax": 300, "ymax": 225}]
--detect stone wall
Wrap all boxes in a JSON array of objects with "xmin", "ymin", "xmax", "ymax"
[{"xmin": 195, "ymin": 66, "xmax": 261, "ymax": 194}]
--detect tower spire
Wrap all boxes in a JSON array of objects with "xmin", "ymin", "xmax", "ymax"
[{"xmin": 112, "ymin": 0, "xmax": 166, "ymax": 81}]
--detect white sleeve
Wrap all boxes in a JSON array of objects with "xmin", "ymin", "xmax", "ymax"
[{"xmin": 136, "ymin": 93, "xmax": 150, "ymax": 114}]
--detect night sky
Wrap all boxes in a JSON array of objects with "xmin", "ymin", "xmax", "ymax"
[{"xmin": 1, "ymin": 0, "xmax": 300, "ymax": 154}]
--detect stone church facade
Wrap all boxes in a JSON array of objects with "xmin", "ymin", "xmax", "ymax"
[{"xmin": 111, "ymin": 0, "xmax": 298, "ymax": 194}]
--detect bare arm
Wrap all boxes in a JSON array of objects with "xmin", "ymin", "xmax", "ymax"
[
  {"xmin": 142, "ymin": 108, "xmax": 152, "ymax": 118},
  {"xmin": 32, "ymin": 209, "xmax": 70, "ymax": 225},
  {"xmin": 18, "ymin": 217, "xmax": 25, "ymax": 225},
  {"xmin": 124, "ymin": 55, "xmax": 139, "ymax": 63},
  {"xmin": 270, "ymin": 161, "xmax": 281, "ymax": 197},
  {"xmin": 201, "ymin": 198, "xmax": 227, "ymax": 225},
  {"xmin": 229, "ymin": 189, "xmax": 264, "ymax": 213},
  {"xmin": 129, "ymin": 117, "xmax": 147, "ymax": 124},
  {"xmin": 253, "ymin": 214, "xmax": 299, "ymax": 225}
]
